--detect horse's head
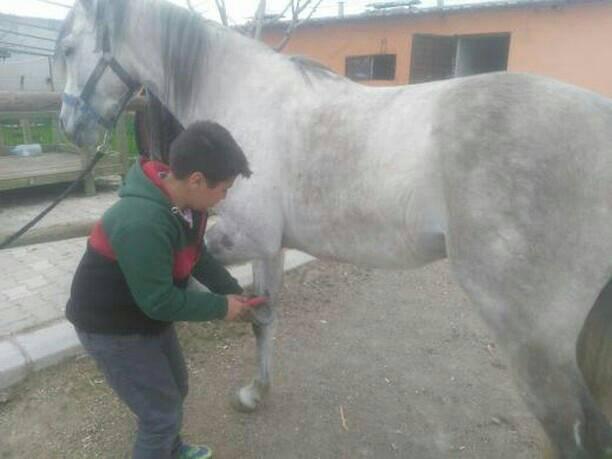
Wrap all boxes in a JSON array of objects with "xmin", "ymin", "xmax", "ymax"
[{"xmin": 56, "ymin": 0, "xmax": 139, "ymax": 146}]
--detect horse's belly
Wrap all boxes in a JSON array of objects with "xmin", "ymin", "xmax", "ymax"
[{"xmin": 282, "ymin": 197, "xmax": 447, "ymax": 269}]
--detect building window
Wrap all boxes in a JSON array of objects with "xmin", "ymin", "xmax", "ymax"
[
  {"xmin": 409, "ymin": 33, "xmax": 510, "ymax": 84},
  {"xmin": 346, "ymin": 54, "xmax": 396, "ymax": 81}
]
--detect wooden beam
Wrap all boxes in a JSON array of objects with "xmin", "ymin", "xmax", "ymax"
[
  {"xmin": 80, "ymin": 146, "xmax": 97, "ymax": 196},
  {"xmin": 116, "ymin": 114, "xmax": 130, "ymax": 178},
  {"xmin": 0, "ymin": 121, "xmax": 6, "ymax": 156},
  {"xmin": 20, "ymin": 118, "xmax": 32, "ymax": 144},
  {"xmin": 0, "ymin": 91, "xmax": 146, "ymax": 113},
  {"xmin": 0, "ymin": 220, "xmax": 95, "ymax": 250}
]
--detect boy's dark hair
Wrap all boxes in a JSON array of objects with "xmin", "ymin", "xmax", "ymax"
[{"xmin": 169, "ymin": 121, "xmax": 252, "ymax": 185}]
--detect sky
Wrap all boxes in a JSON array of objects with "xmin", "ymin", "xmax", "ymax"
[{"xmin": 0, "ymin": 0, "xmax": 494, "ymax": 24}]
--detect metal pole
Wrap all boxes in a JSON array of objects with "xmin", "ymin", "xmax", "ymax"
[{"xmin": 47, "ymin": 56, "xmax": 55, "ymax": 92}]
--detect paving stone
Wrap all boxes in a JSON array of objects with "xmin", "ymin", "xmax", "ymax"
[
  {"xmin": 8, "ymin": 248, "xmax": 28, "ymax": 259},
  {"xmin": 54, "ymin": 277, "xmax": 73, "ymax": 289},
  {"xmin": 0, "ymin": 277, "xmax": 15, "ymax": 290},
  {"xmin": 21, "ymin": 253, "xmax": 45, "ymax": 263},
  {"xmin": 0, "ymin": 294, "xmax": 10, "ymax": 309},
  {"xmin": 21, "ymin": 275, "xmax": 49, "ymax": 289},
  {"xmin": 3, "ymin": 286, "xmax": 31, "ymax": 301},
  {"xmin": 8, "ymin": 268, "xmax": 35, "ymax": 280},
  {"xmin": 0, "ymin": 256, "xmax": 19, "ymax": 271},
  {"xmin": 31, "ymin": 283, "xmax": 63, "ymax": 296},
  {"xmin": 30, "ymin": 302, "xmax": 63, "ymax": 323},
  {"xmin": 18, "ymin": 295, "xmax": 57, "ymax": 323},
  {"xmin": 0, "ymin": 315, "xmax": 38, "ymax": 336},
  {"xmin": 44, "ymin": 269, "xmax": 64, "ymax": 277},
  {"xmin": 47, "ymin": 293, "xmax": 69, "ymax": 309},
  {"xmin": 28, "ymin": 247, "xmax": 59, "ymax": 260},
  {"xmin": 29, "ymin": 260, "xmax": 55, "ymax": 271}
]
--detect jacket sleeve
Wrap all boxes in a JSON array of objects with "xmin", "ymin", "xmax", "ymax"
[
  {"xmin": 109, "ymin": 222, "xmax": 228, "ymax": 322},
  {"xmin": 191, "ymin": 246, "xmax": 243, "ymax": 295}
]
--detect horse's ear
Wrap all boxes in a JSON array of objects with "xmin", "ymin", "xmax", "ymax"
[
  {"xmin": 79, "ymin": 0, "xmax": 103, "ymax": 22},
  {"xmin": 79, "ymin": 0, "xmax": 115, "ymax": 20},
  {"xmin": 80, "ymin": 0, "xmax": 95, "ymax": 14}
]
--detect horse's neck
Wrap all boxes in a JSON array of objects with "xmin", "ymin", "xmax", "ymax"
[{"xmin": 123, "ymin": 2, "xmax": 288, "ymax": 125}]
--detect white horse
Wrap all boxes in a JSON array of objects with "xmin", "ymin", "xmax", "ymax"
[{"xmin": 57, "ymin": 1, "xmax": 612, "ymax": 456}]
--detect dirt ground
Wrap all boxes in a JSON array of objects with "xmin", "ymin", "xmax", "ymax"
[{"xmin": 0, "ymin": 259, "xmax": 545, "ymax": 458}]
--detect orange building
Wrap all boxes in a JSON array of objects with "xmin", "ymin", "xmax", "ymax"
[{"xmin": 262, "ymin": 0, "xmax": 612, "ymax": 97}]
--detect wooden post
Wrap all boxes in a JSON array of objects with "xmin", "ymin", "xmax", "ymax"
[
  {"xmin": 47, "ymin": 57, "xmax": 55, "ymax": 92},
  {"xmin": 51, "ymin": 114, "xmax": 62, "ymax": 146},
  {"xmin": 80, "ymin": 146, "xmax": 97, "ymax": 195},
  {"xmin": 0, "ymin": 122, "xmax": 6, "ymax": 156},
  {"xmin": 19, "ymin": 79, "xmax": 33, "ymax": 146},
  {"xmin": 116, "ymin": 114, "xmax": 129, "ymax": 180},
  {"xmin": 20, "ymin": 118, "xmax": 33, "ymax": 144}
]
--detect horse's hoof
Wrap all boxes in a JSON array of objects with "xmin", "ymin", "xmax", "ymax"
[
  {"xmin": 231, "ymin": 386, "xmax": 258, "ymax": 412},
  {"xmin": 231, "ymin": 381, "xmax": 269, "ymax": 412}
]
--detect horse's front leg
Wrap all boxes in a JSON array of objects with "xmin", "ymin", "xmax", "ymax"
[{"xmin": 235, "ymin": 251, "xmax": 285, "ymax": 412}]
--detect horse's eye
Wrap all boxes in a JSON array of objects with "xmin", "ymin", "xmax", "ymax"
[{"xmin": 63, "ymin": 46, "xmax": 74, "ymax": 57}]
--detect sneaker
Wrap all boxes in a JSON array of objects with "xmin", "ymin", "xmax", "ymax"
[{"xmin": 177, "ymin": 443, "xmax": 213, "ymax": 459}]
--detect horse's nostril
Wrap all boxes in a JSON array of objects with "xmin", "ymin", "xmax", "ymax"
[{"xmin": 59, "ymin": 117, "xmax": 65, "ymax": 131}]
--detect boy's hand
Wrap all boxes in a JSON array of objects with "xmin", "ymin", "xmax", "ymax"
[{"xmin": 225, "ymin": 295, "xmax": 250, "ymax": 321}]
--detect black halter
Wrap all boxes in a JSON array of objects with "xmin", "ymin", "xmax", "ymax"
[{"xmin": 62, "ymin": 24, "xmax": 140, "ymax": 130}]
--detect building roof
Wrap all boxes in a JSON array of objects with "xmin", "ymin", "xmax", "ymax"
[
  {"xmin": 0, "ymin": 13, "xmax": 62, "ymax": 58},
  {"xmin": 264, "ymin": 0, "xmax": 611, "ymax": 28}
]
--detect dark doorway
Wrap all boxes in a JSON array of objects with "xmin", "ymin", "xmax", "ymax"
[{"xmin": 409, "ymin": 33, "xmax": 510, "ymax": 84}]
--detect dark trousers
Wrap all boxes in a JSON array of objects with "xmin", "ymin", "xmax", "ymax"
[{"xmin": 77, "ymin": 325, "xmax": 188, "ymax": 459}]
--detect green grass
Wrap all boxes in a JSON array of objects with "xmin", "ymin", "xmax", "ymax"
[
  {"xmin": 0, "ymin": 116, "xmax": 55, "ymax": 146},
  {"xmin": 0, "ymin": 113, "xmax": 139, "ymax": 157}
]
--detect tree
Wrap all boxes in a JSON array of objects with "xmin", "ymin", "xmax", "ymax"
[
  {"xmin": 273, "ymin": 0, "xmax": 324, "ymax": 52},
  {"xmin": 189, "ymin": 0, "xmax": 324, "ymax": 50}
]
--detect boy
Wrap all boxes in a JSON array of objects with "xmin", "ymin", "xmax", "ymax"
[{"xmin": 66, "ymin": 121, "xmax": 253, "ymax": 459}]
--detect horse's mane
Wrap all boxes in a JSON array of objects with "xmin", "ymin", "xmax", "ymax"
[
  {"xmin": 155, "ymin": 0, "xmax": 210, "ymax": 110},
  {"xmin": 288, "ymin": 55, "xmax": 342, "ymax": 81}
]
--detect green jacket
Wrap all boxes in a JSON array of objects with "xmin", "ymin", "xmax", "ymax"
[{"xmin": 65, "ymin": 160, "xmax": 241, "ymax": 334}]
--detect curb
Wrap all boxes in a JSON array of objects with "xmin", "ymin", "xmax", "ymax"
[
  {"xmin": 0, "ymin": 220, "xmax": 96, "ymax": 250},
  {"xmin": 0, "ymin": 250, "xmax": 315, "ymax": 395}
]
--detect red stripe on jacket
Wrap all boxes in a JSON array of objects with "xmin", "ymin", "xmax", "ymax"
[{"xmin": 89, "ymin": 221, "xmax": 116, "ymax": 260}]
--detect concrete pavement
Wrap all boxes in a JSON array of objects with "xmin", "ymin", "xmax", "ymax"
[{"xmin": 0, "ymin": 178, "xmax": 120, "ymax": 245}]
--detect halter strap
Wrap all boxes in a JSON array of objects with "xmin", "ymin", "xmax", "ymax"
[{"xmin": 62, "ymin": 24, "xmax": 140, "ymax": 130}]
